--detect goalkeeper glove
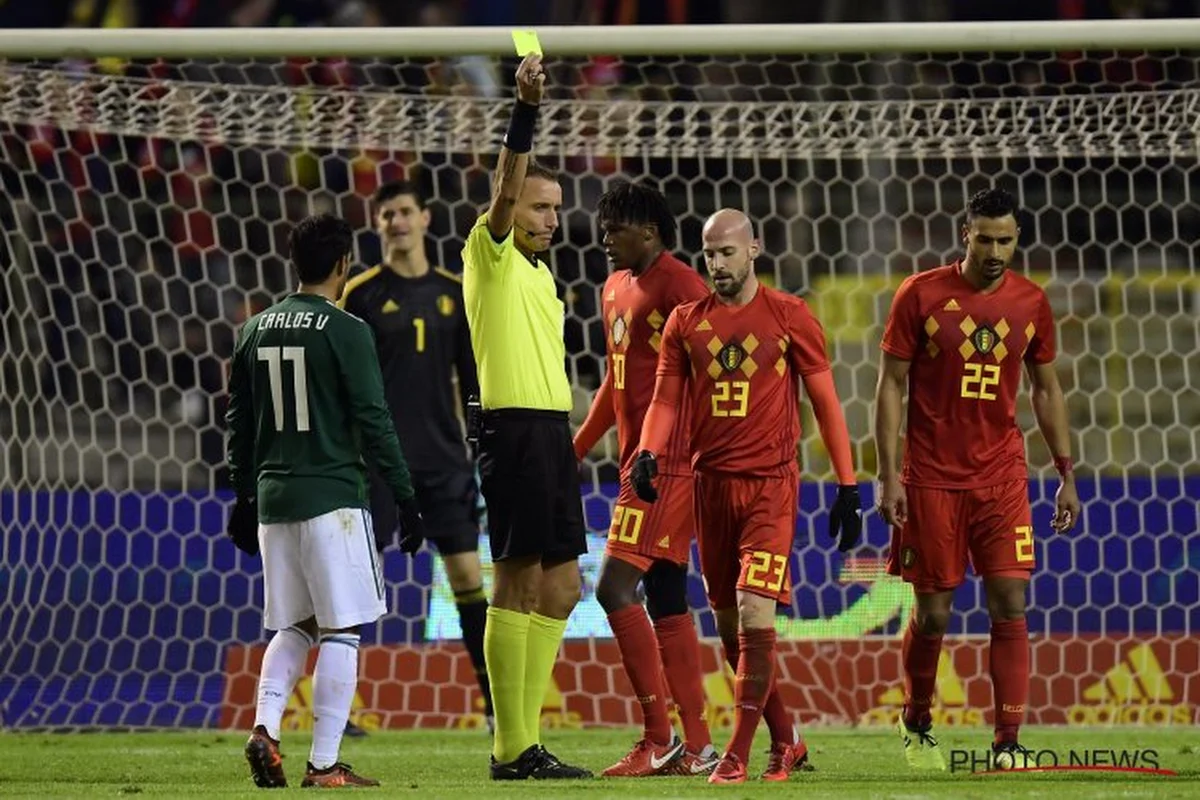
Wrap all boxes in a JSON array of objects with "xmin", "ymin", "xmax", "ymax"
[
  {"xmin": 828, "ymin": 484, "xmax": 863, "ymax": 553},
  {"xmin": 227, "ymin": 495, "xmax": 259, "ymax": 556},
  {"xmin": 630, "ymin": 450, "xmax": 659, "ymax": 503},
  {"xmin": 397, "ymin": 497, "xmax": 426, "ymax": 555}
]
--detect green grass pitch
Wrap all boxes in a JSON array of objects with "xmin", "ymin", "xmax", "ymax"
[{"xmin": 2, "ymin": 726, "xmax": 1198, "ymax": 798}]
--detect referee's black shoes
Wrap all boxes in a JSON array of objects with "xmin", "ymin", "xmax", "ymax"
[{"xmin": 490, "ymin": 744, "xmax": 593, "ymax": 780}]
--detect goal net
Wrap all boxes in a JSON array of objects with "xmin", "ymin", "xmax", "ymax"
[{"xmin": 1, "ymin": 37, "xmax": 1197, "ymax": 732}]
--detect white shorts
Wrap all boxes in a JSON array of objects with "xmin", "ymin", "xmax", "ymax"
[{"xmin": 259, "ymin": 507, "xmax": 386, "ymax": 631}]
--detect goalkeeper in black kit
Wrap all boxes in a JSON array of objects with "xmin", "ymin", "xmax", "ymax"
[
  {"xmin": 340, "ymin": 180, "xmax": 494, "ymax": 731},
  {"xmin": 225, "ymin": 213, "xmax": 425, "ymax": 789}
]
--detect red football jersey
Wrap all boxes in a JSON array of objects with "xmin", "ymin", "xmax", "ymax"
[
  {"xmin": 880, "ymin": 262, "xmax": 1056, "ymax": 489},
  {"xmin": 657, "ymin": 284, "xmax": 830, "ymax": 475},
  {"xmin": 603, "ymin": 251, "xmax": 710, "ymax": 475}
]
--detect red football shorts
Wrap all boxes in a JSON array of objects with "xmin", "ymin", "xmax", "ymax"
[
  {"xmin": 694, "ymin": 469, "xmax": 797, "ymax": 610},
  {"xmin": 887, "ymin": 479, "xmax": 1034, "ymax": 593},
  {"xmin": 605, "ymin": 474, "xmax": 694, "ymax": 572}
]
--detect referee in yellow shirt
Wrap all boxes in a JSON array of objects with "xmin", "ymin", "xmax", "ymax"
[{"xmin": 462, "ymin": 53, "xmax": 591, "ymax": 781}]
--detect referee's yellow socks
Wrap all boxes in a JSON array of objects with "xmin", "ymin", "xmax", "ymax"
[
  {"xmin": 524, "ymin": 612, "xmax": 568, "ymax": 745},
  {"xmin": 485, "ymin": 606, "xmax": 532, "ymax": 762}
]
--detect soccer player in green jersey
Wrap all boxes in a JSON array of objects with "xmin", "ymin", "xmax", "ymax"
[
  {"xmin": 462, "ymin": 53, "xmax": 591, "ymax": 781},
  {"xmin": 225, "ymin": 213, "xmax": 425, "ymax": 789}
]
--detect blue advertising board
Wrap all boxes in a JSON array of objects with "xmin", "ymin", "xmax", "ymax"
[{"xmin": 1, "ymin": 476, "xmax": 1196, "ymax": 728}]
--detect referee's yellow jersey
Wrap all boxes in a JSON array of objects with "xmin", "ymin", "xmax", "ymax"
[{"xmin": 462, "ymin": 214, "xmax": 573, "ymax": 412}]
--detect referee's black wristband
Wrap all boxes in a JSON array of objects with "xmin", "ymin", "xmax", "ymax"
[{"xmin": 503, "ymin": 99, "xmax": 539, "ymax": 154}]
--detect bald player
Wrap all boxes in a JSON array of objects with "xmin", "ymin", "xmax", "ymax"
[{"xmin": 632, "ymin": 209, "xmax": 864, "ymax": 784}]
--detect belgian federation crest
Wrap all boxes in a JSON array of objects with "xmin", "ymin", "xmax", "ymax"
[
  {"xmin": 612, "ymin": 315, "xmax": 627, "ymax": 346},
  {"xmin": 437, "ymin": 294, "xmax": 455, "ymax": 316},
  {"xmin": 972, "ymin": 324, "xmax": 998, "ymax": 355},
  {"xmin": 717, "ymin": 342, "xmax": 746, "ymax": 373}
]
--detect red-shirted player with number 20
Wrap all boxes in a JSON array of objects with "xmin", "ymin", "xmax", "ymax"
[
  {"xmin": 632, "ymin": 208, "xmax": 863, "ymax": 785},
  {"xmin": 874, "ymin": 188, "xmax": 1080, "ymax": 771},
  {"xmin": 573, "ymin": 181, "xmax": 717, "ymax": 777}
]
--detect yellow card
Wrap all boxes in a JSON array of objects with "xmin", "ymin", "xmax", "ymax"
[{"xmin": 512, "ymin": 29, "xmax": 543, "ymax": 57}]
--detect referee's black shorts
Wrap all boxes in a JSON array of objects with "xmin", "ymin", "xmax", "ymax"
[{"xmin": 477, "ymin": 408, "xmax": 587, "ymax": 563}]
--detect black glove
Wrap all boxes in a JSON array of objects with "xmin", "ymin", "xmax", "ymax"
[
  {"xmin": 630, "ymin": 450, "xmax": 659, "ymax": 503},
  {"xmin": 227, "ymin": 496, "xmax": 259, "ymax": 556},
  {"xmin": 829, "ymin": 484, "xmax": 863, "ymax": 553},
  {"xmin": 397, "ymin": 497, "xmax": 426, "ymax": 554}
]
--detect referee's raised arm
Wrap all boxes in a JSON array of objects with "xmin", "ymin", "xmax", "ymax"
[{"xmin": 486, "ymin": 53, "xmax": 545, "ymax": 241}]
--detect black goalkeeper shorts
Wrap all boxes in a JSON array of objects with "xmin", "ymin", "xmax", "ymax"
[
  {"xmin": 477, "ymin": 408, "xmax": 587, "ymax": 563},
  {"xmin": 369, "ymin": 468, "xmax": 481, "ymax": 556}
]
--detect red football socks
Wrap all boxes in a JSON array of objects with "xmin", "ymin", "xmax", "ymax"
[
  {"xmin": 608, "ymin": 605, "xmax": 672, "ymax": 745},
  {"xmin": 726, "ymin": 628, "xmax": 777, "ymax": 762},
  {"xmin": 721, "ymin": 632, "xmax": 794, "ymax": 745},
  {"xmin": 654, "ymin": 613, "xmax": 712, "ymax": 751},
  {"xmin": 989, "ymin": 617, "xmax": 1029, "ymax": 744},
  {"xmin": 901, "ymin": 616, "xmax": 943, "ymax": 731}
]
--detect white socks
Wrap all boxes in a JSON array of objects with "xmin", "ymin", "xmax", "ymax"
[
  {"xmin": 253, "ymin": 626, "xmax": 314, "ymax": 741},
  {"xmin": 309, "ymin": 632, "xmax": 361, "ymax": 770}
]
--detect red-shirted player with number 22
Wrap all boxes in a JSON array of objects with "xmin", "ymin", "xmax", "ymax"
[
  {"xmin": 632, "ymin": 208, "xmax": 863, "ymax": 784},
  {"xmin": 875, "ymin": 188, "xmax": 1080, "ymax": 770}
]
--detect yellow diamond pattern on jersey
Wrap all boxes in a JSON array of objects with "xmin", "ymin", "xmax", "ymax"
[
  {"xmin": 702, "ymin": 334, "xmax": 766, "ymax": 378},
  {"xmin": 953, "ymin": 314, "xmax": 1016, "ymax": 362},
  {"xmin": 924, "ymin": 316, "xmax": 941, "ymax": 358},
  {"xmin": 706, "ymin": 335, "xmax": 725, "ymax": 377}
]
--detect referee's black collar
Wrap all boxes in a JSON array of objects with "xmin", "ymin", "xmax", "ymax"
[{"xmin": 518, "ymin": 249, "xmax": 541, "ymax": 270}]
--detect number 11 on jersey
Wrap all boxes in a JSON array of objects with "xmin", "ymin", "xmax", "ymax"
[{"xmin": 257, "ymin": 346, "xmax": 310, "ymax": 432}]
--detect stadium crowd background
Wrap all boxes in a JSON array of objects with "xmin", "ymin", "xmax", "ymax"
[{"xmin": 1, "ymin": 0, "xmax": 1196, "ymax": 489}]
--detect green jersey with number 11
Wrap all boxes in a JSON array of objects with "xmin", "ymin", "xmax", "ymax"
[{"xmin": 226, "ymin": 292, "xmax": 415, "ymax": 524}]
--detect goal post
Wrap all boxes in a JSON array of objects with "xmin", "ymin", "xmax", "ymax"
[{"xmin": 1, "ymin": 25, "xmax": 1197, "ymax": 732}]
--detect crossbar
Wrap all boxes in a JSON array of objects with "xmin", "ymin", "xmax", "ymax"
[{"xmin": 1, "ymin": 19, "xmax": 1199, "ymax": 59}]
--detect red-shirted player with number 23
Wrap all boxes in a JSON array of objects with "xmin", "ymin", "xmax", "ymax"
[
  {"xmin": 874, "ymin": 188, "xmax": 1081, "ymax": 771},
  {"xmin": 632, "ymin": 208, "xmax": 863, "ymax": 785}
]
